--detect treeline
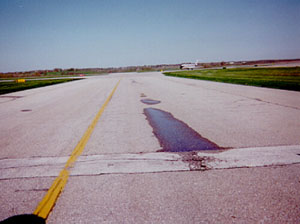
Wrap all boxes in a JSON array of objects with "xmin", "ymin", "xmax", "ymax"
[
  {"xmin": 0, "ymin": 64, "xmax": 181, "ymax": 78},
  {"xmin": 1, "ymin": 59, "xmax": 299, "ymax": 78}
]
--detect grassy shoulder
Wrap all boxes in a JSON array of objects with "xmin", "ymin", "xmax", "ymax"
[
  {"xmin": 0, "ymin": 79, "xmax": 80, "ymax": 95},
  {"xmin": 164, "ymin": 67, "xmax": 300, "ymax": 92}
]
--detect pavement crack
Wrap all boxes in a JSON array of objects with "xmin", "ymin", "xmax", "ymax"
[
  {"xmin": 213, "ymin": 89, "xmax": 300, "ymax": 110},
  {"xmin": 0, "ymin": 96, "xmax": 24, "ymax": 104},
  {"xmin": 167, "ymin": 79, "xmax": 300, "ymax": 110},
  {"xmin": 0, "ymin": 163, "xmax": 65, "ymax": 170},
  {"xmin": 70, "ymin": 169, "xmax": 191, "ymax": 177},
  {"xmin": 77, "ymin": 158, "xmax": 179, "ymax": 163},
  {"xmin": 15, "ymin": 188, "xmax": 48, "ymax": 192}
]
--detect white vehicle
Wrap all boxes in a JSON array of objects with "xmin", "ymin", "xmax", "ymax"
[{"xmin": 180, "ymin": 60, "xmax": 199, "ymax": 70}]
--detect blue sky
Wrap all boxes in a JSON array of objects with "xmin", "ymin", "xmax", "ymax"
[{"xmin": 0, "ymin": 0, "xmax": 299, "ymax": 72}]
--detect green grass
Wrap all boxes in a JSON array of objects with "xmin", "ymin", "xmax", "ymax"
[
  {"xmin": 0, "ymin": 70, "xmax": 106, "ymax": 80},
  {"xmin": 0, "ymin": 79, "xmax": 80, "ymax": 95},
  {"xmin": 164, "ymin": 67, "xmax": 300, "ymax": 91},
  {"xmin": 45, "ymin": 70, "xmax": 106, "ymax": 76}
]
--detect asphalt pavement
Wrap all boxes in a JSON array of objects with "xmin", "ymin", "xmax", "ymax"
[{"xmin": 0, "ymin": 72, "xmax": 300, "ymax": 223}]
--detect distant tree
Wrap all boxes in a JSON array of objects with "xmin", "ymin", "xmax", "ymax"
[{"xmin": 54, "ymin": 68, "xmax": 62, "ymax": 72}]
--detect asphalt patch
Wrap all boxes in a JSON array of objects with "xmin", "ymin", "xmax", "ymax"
[
  {"xmin": 0, "ymin": 214, "xmax": 45, "ymax": 224},
  {"xmin": 144, "ymin": 108, "xmax": 220, "ymax": 152}
]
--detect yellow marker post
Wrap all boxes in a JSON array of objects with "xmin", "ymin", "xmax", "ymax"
[
  {"xmin": 33, "ymin": 79, "xmax": 121, "ymax": 219},
  {"xmin": 16, "ymin": 79, "xmax": 26, "ymax": 83}
]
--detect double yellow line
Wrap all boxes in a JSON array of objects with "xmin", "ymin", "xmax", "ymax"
[{"xmin": 34, "ymin": 79, "xmax": 121, "ymax": 219}]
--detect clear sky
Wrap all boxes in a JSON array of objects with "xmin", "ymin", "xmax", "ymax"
[{"xmin": 0, "ymin": 0, "xmax": 299, "ymax": 72}]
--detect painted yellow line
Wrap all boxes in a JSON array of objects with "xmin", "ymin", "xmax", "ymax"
[
  {"xmin": 33, "ymin": 79, "xmax": 121, "ymax": 219},
  {"xmin": 33, "ymin": 170, "xmax": 69, "ymax": 219}
]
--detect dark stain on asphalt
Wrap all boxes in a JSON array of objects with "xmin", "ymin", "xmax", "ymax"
[
  {"xmin": 144, "ymin": 108, "xmax": 220, "ymax": 152},
  {"xmin": 141, "ymin": 99, "xmax": 161, "ymax": 105},
  {"xmin": 21, "ymin": 109, "xmax": 32, "ymax": 112},
  {"xmin": 181, "ymin": 152, "xmax": 213, "ymax": 171},
  {"xmin": 0, "ymin": 214, "xmax": 45, "ymax": 224},
  {"xmin": 0, "ymin": 96, "xmax": 24, "ymax": 104},
  {"xmin": 0, "ymin": 96, "xmax": 23, "ymax": 99}
]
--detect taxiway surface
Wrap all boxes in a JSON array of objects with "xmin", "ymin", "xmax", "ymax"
[{"xmin": 1, "ymin": 72, "xmax": 300, "ymax": 223}]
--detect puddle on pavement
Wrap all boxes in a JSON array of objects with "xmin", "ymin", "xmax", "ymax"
[
  {"xmin": 141, "ymin": 99, "xmax": 161, "ymax": 105},
  {"xmin": 144, "ymin": 108, "xmax": 220, "ymax": 152}
]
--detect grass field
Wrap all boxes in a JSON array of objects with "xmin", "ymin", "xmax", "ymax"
[
  {"xmin": 0, "ymin": 79, "xmax": 79, "ymax": 95},
  {"xmin": 164, "ymin": 67, "xmax": 300, "ymax": 92},
  {"xmin": 0, "ymin": 70, "xmax": 106, "ymax": 80}
]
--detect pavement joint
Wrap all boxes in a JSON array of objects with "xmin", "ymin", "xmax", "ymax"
[{"xmin": 1, "ymin": 145, "xmax": 300, "ymax": 180}]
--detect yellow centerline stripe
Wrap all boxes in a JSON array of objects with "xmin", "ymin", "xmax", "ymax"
[{"xmin": 33, "ymin": 79, "xmax": 121, "ymax": 219}]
